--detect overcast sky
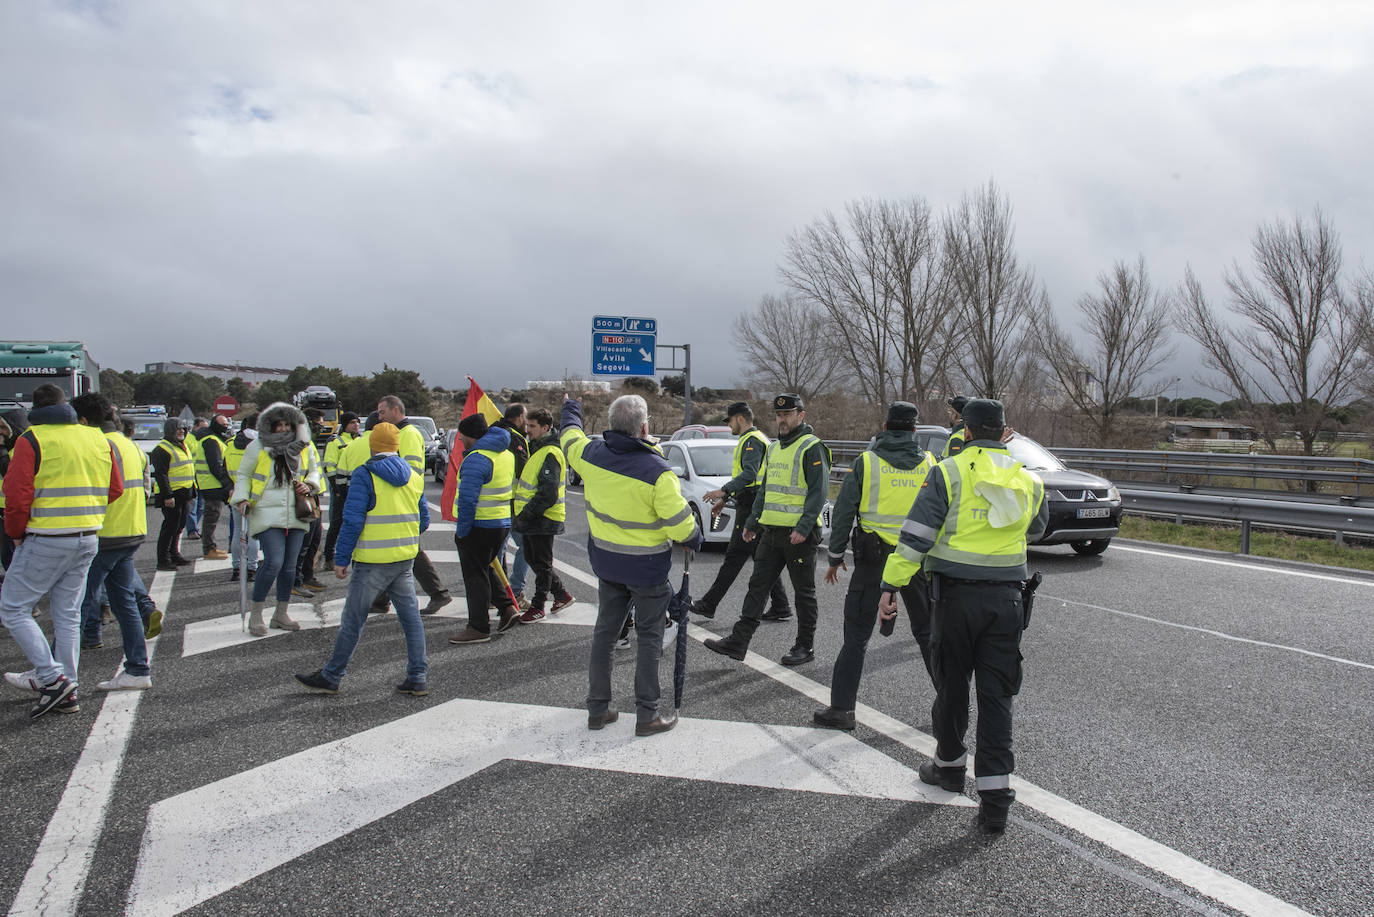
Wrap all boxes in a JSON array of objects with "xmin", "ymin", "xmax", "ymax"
[{"xmin": 3, "ymin": 1, "xmax": 1372, "ymax": 396}]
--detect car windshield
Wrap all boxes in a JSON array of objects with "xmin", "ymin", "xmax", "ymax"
[
  {"xmin": 130, "ymin": 420, "xmax": 163, "ymax": 441},
  {"xmin": 1004, "ymin": 435, "xmax": 1064, "ymax": 472},
  {"xmin": 689, "ymin": 443, "xmax": 735, "ymax": 476}
]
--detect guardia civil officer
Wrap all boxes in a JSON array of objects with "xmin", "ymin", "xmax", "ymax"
[
  {"xmin": 704, "ymin": 393, "xmax": 829, "ymax": 667},
  {"xmin": 944, "ymin": 395, "xmax": 969, "ymax": 457},
  {"xmin": 813, "ymin": 402, "xmax": 936, "ymax": 731},
  {"xmin": 879, "ymin": 398, "xmax": 1046, "ymax": 833},
  {"xmin": 692, "ymin": 401, "xmax": 790, "ymax": 621}
]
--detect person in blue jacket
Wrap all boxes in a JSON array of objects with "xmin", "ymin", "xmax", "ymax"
[{"xmin": 448, "ymin": 415, "xmax": 521, "ymax": 644}]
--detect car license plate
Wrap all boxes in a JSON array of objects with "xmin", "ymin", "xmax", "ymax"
[{"xmin": 1076, "ymin": 507, "xmax": 1111, "ymax": 519}]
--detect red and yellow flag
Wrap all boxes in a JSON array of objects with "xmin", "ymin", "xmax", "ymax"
[{"xmin": 441, "ymin": 376, "xmax": 504, "ymax": 521}]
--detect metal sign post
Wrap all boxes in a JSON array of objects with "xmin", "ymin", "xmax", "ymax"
[{"xmin": 656, "ymin": 343, "xmax": 691, "ymax": 429}]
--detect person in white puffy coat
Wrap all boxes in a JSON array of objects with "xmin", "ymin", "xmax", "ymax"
[{"xmin": 231, "ymin": 402, "xmax": 321, "ymax": 636}]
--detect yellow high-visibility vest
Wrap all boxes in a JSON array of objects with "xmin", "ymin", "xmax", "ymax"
[
  {"xmin": 513, "ymin": 444, "xmax": 566, "ymax": 522},
  {"xmin": 455, "ymin": 448, "xmax": 514, "ymax": 522},
  {"xmin": 102, "ymin": 431, "xmax": 148, "ymax": 538},
  {"xmin": 855, "ymin": 450, "xmax": 936, "ymax": 545},
  {"xmin": 153, "ymin": 439, "xmax": 195, "ymax": 490},
  {"xmin": 561, "ymin": 428, "xmax": 696, "ymax": 555},
  {"xmin": 731, "ymin": 428, "xmax": 769, "ymax": 489},
  {"xmin": 26, "ymin": 424, "xmax": 113, "ymax": 534},
  {"xmin": 757, "ymin": 433, "xmax": 823, "ymax": 528},
  {"xmin": 926, "ymin": 447, "xmax": 1043, "ymax": 569},
  {"xmin": 352, "ymin": 467, "xmax": 425, "ymax": 563}
]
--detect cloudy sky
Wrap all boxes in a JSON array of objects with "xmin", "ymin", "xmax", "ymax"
[{"xmin": 3, "ymin": 1, "xmax": 1372, "ymax": 395}]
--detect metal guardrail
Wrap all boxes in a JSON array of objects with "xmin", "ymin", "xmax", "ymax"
[
  {"xmin": 1053, "ymin": 448, "xmax": 1374, "ymax": 498},
  {"xmin": 1119, "ymin": 488, "xmax": 1374, "ymax": 553}
]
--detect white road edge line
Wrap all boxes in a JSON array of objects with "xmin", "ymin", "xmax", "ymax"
[
  {"xmin": 1041, "ymin": 593, "xmax": 1374, "ymax": 671},
  {"xmin": 1111, "ymin": 543, "xmax": 1374, "ymax": 587},
  {"xmin": 8, "ymin": 569, "xmax": 173, "ymax": 917},
  {"xmin": 543, "ymin": 551, "xmax": 1311, "ymax": 917}
]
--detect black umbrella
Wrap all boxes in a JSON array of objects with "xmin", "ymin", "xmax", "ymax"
[{"xmin": 667, "ymin": 549, "xmax": 693, "ymax": 710}]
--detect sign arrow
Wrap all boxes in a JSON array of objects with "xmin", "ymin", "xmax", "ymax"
[{"xmin": 124, "ymin": 699, "xmax": 968, "ymax": 916}]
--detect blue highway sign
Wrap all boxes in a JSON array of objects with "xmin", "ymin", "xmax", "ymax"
[{"xmin": 591, "ymin": 331, "xmax": 656, "ymax": 376}]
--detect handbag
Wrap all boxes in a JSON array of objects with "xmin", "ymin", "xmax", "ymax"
[{"xmin": 293, "ymin": 473, "xmax": 321, "ymax": 522}]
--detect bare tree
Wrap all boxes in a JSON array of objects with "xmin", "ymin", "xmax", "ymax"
[
  {"xmin": 1036, "ymin": 257, "xmax": 1176, "ymax": 445},
  {"xmin": 779, "ymin": 200, "xmax": 902, "ymax": 403},
  {"xmin": 942, "ymin": 180, "xmax": 1044, "ymax": 398},
  {"xmin": 1176, "ymin": 208, "xmax": 1370, "ymax": 454},
  {"xmin": 877, "ymin": 197, "xmax": 959, "ymax": 405},
  {"xmin": 732, "ymin": 292, "xmax": 848, "ymax": 399}
]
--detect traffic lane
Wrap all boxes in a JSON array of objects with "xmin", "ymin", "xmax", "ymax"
[
  {"xmin": 85, "ymin": 553, "xmax": 1218, "ymax": 917},
  {"xmin": 1025, "ymin": 541, "xmax": 1374, "ymax": 664}
]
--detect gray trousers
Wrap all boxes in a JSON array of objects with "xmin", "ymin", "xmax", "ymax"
[{"xmin": 588, "ymin": 578, "xmax": 670, "ymax": 724}]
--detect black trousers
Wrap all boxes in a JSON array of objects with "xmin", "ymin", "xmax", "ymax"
[
  {"xmin": 730, "ymin": 525, "xmax": 819, "ymax": 648},
  {"xmin": 324, "ymin": 481, "xmax": 347, "ymax": 565},
  {"xmin": 296, "ymin": 516, "xmax": 323, "ymax": 580},
  {"xmin": 157, "ymin": 488, "xmax": 193, "ymax": 562},
  {"xmin": 455, "ymin": 526, "xmax": 514, "ymax": 633},
  {"xmin": 696, "ymin": 488, "xmax": 789, "ymax": 614},
  {"xmin": 201, "ymin": 498, "xmax": 225, "ymax": 553},
  {"xmin": 829, "ymin": 543, "xmax": 931, "ymax": 711},
  {"xmin": 930, "ymin": 577, "xmax": 1023, "ymax": 814},
  {"xmin": 522, "ymin": 532, "xmax": 565, "ymax": 608}
]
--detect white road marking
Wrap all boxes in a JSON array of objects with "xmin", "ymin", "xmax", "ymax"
[
  {"xmin": 191, "ymin": 557, "xmax": 230, "ymax": 575},
  {"xmin": 538, "ymin": 553, "xmax": 1311, "ymax": 917},
  {"xmin": 1041, "ymin": 593, "xmax": 1374, "ymax": 671},
  {"xmin": 1111, "ymin": 543, "xmax": 1374, "ymax": 587},
  {"xmin": 125, "ymin": 699, "xmax": 968, "ymax": 917},
  {"xmin": 8, "ymin": 571, "xmax": 173, "ymax": 917}
]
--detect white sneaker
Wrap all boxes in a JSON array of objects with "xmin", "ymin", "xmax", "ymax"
[
  {"xmin": 4, "ymin": 670, "xmax": 40, "ymax": 693},
  {"xmin": 96, "ymin": 671, "xmax": 152, "ymax": 691}
]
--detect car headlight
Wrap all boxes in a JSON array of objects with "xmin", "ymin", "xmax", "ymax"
[{"xmin": 1106, "ymin": 486, "xmax": 1121, "ymax": 502}]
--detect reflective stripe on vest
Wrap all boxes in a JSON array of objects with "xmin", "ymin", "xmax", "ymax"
[
  {"xmin": 247, "ymin": 450, "xmax": 274, "ymax": 505},
  {"xmin": 399, "ymin": 425, "xmax": 425, "ymax": 475},
  {"xmin": 352, "ymin": 468, "xmax": 425, "ymax": 563},
  {"xmin": 102, "ymin": 432, "xmax": 148, "ymax": 538},
  {"xmin": 926, "ymin": 447, "xmax": 1043, "ymax": 568},
  {"xmin": 757, "ymin": 433, "xmax": 822, "ymax": 527},
  {"xmin": 731, "ymin": 428, "xmax": 769, "ymax": 489},
  {"xmin": 224, "ymin": 440, "xmax": 247, "ymax": 476},
  {"xmin": 513, "ymin": 444, "xmax": 566, "ymax": 522},
  {"xmin": 27, "ymin": 424, "xmax": 113, "ymax": 534},
  {"xmin": 856, "ymin": 450, "xmax": 936, "ymax": 545},
  {"xmin": 154, "ymin": 440, "xmax": 195, "ymax": 490},
  {"xmin": 454, "ymin": 448, "xmax": 514, "ymax": 522}
]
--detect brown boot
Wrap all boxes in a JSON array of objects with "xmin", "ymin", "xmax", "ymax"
[
  {"xmin": 270, "ymin": 601, "xmax": 300, "ymax": 631},
  {"xmin": 204, "ymin": 548, "xmax": 230, "ymax": 560}
]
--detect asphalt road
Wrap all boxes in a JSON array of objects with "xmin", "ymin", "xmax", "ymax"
[{"xmin": 1, "ymin": 483, "xmax": 1371, "ymax": 916}]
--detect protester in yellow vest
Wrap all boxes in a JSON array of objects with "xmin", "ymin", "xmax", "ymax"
[
  {"xmin": 879, "ymin": 398, "xmax": 1047, "ymax": 835},
  {"xmin": 294, "ymin": 422, "xmax": 430, "ymax": 695},
  {"xmin": 811, "ymin": 402, "xmax": 937, "ymax": 732},
  {"xmin": 151, "ymin": 419, "xmax": 196, "ymax": 571},
  {"xmin": 321, "ymin": 411, "xmax": 360, "ymax": 567},
  {"xmin": 0, "ymin": 383, "xmax": 121, "ymax": 720},
  {"xmin": 72, "ymin": 395, "xmax": 153, "ymax": 691},
  {"xmin": 447, "ymin": 414, "xmax": 519, "ymax": 644},
  {"xmin": 224, "ymin": 412, "xmax": 259, "ymax": 583},
  {"xmin": 705, "ymin": 393, "xmax": 829, "ymax": 668},
  {"xmin": 374, "ymin": 396, "xmax": 452, "ymax": 614},
  {"xmin": 511, "ymin": 408, "xmax": 574, "ymax": 622},
  {"xmin": 192, "ymin": 414, "xmax": 234, "ymax": 560},
  {"xmin": 183, "ymin": 416, "xmax": 209, "ymax": 541}
]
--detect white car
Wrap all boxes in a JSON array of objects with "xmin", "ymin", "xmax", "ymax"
[{"xmin": 659, "ymin": 439, "xmax": 832, "ymax": 547}]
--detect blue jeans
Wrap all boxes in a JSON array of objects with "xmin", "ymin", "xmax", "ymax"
[
  {"xmin": 253, "ymin": 527, "xmax": 305, "ymax": 603},
  {"xmin": 323, "ymin": 559, "xmax": 427, "ymax": 686},
  {"xmin": 505, "ymin": 530, "xmax": 528, "ymax": 595},
  {"xmin": 79, "ymin": 545, "xmax": 150, "ymax": 676},
  {"xmin": 588, "ymin": 578, "xmax": 670, "ymax": 724},
  {"xmin": 0, "ymin": 533, "xmax": 98, "ymax": 685},
  {"xmin": 185, "ymin": 494, "xmax": 203, "ymax": 534},
  {"xmin": 229, "ymin": 509, "xmax": 259, "ymax": 572}
]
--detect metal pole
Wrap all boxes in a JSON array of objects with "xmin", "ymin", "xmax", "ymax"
[
  {"xmin": 1240, "ymin": 520, "xmax": 1251, "ymax": 554},
  {"xmin": 682, "ymin": 344, "xmax": 692, "ymax": 428}
]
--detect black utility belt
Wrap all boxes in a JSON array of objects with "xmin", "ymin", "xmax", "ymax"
[
  {"xmin": 30, "ymin": 530, "xmax": 99, "ymax": 538},
  {"xmin": 937, "ymin": 575, "xmax": 1025, "ymax": 589}
]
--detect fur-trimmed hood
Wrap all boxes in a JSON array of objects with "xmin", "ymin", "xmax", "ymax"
[{"xmin": 257, "ymin": 402, "xmax": 311, "ymax": 444}]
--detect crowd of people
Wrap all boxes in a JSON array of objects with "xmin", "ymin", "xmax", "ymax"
[{"xmin": 0, "ymin": 383, "xmax": 1046, "ymax": 834}]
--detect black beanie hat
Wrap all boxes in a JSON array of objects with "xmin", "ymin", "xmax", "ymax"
[{"xmin": 458, "ymin": 414, "xmax": 489, "ymax": 439}]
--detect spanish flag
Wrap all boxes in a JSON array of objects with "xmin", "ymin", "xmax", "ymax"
[{"xmin": 441, "ymin": 376, "xmax": 504, "ymax": 521}]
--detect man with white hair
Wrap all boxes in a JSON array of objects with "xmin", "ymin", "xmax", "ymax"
[{"xmin": 561, "ymin": 393, "xmax": 701, "ymax": 737}]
